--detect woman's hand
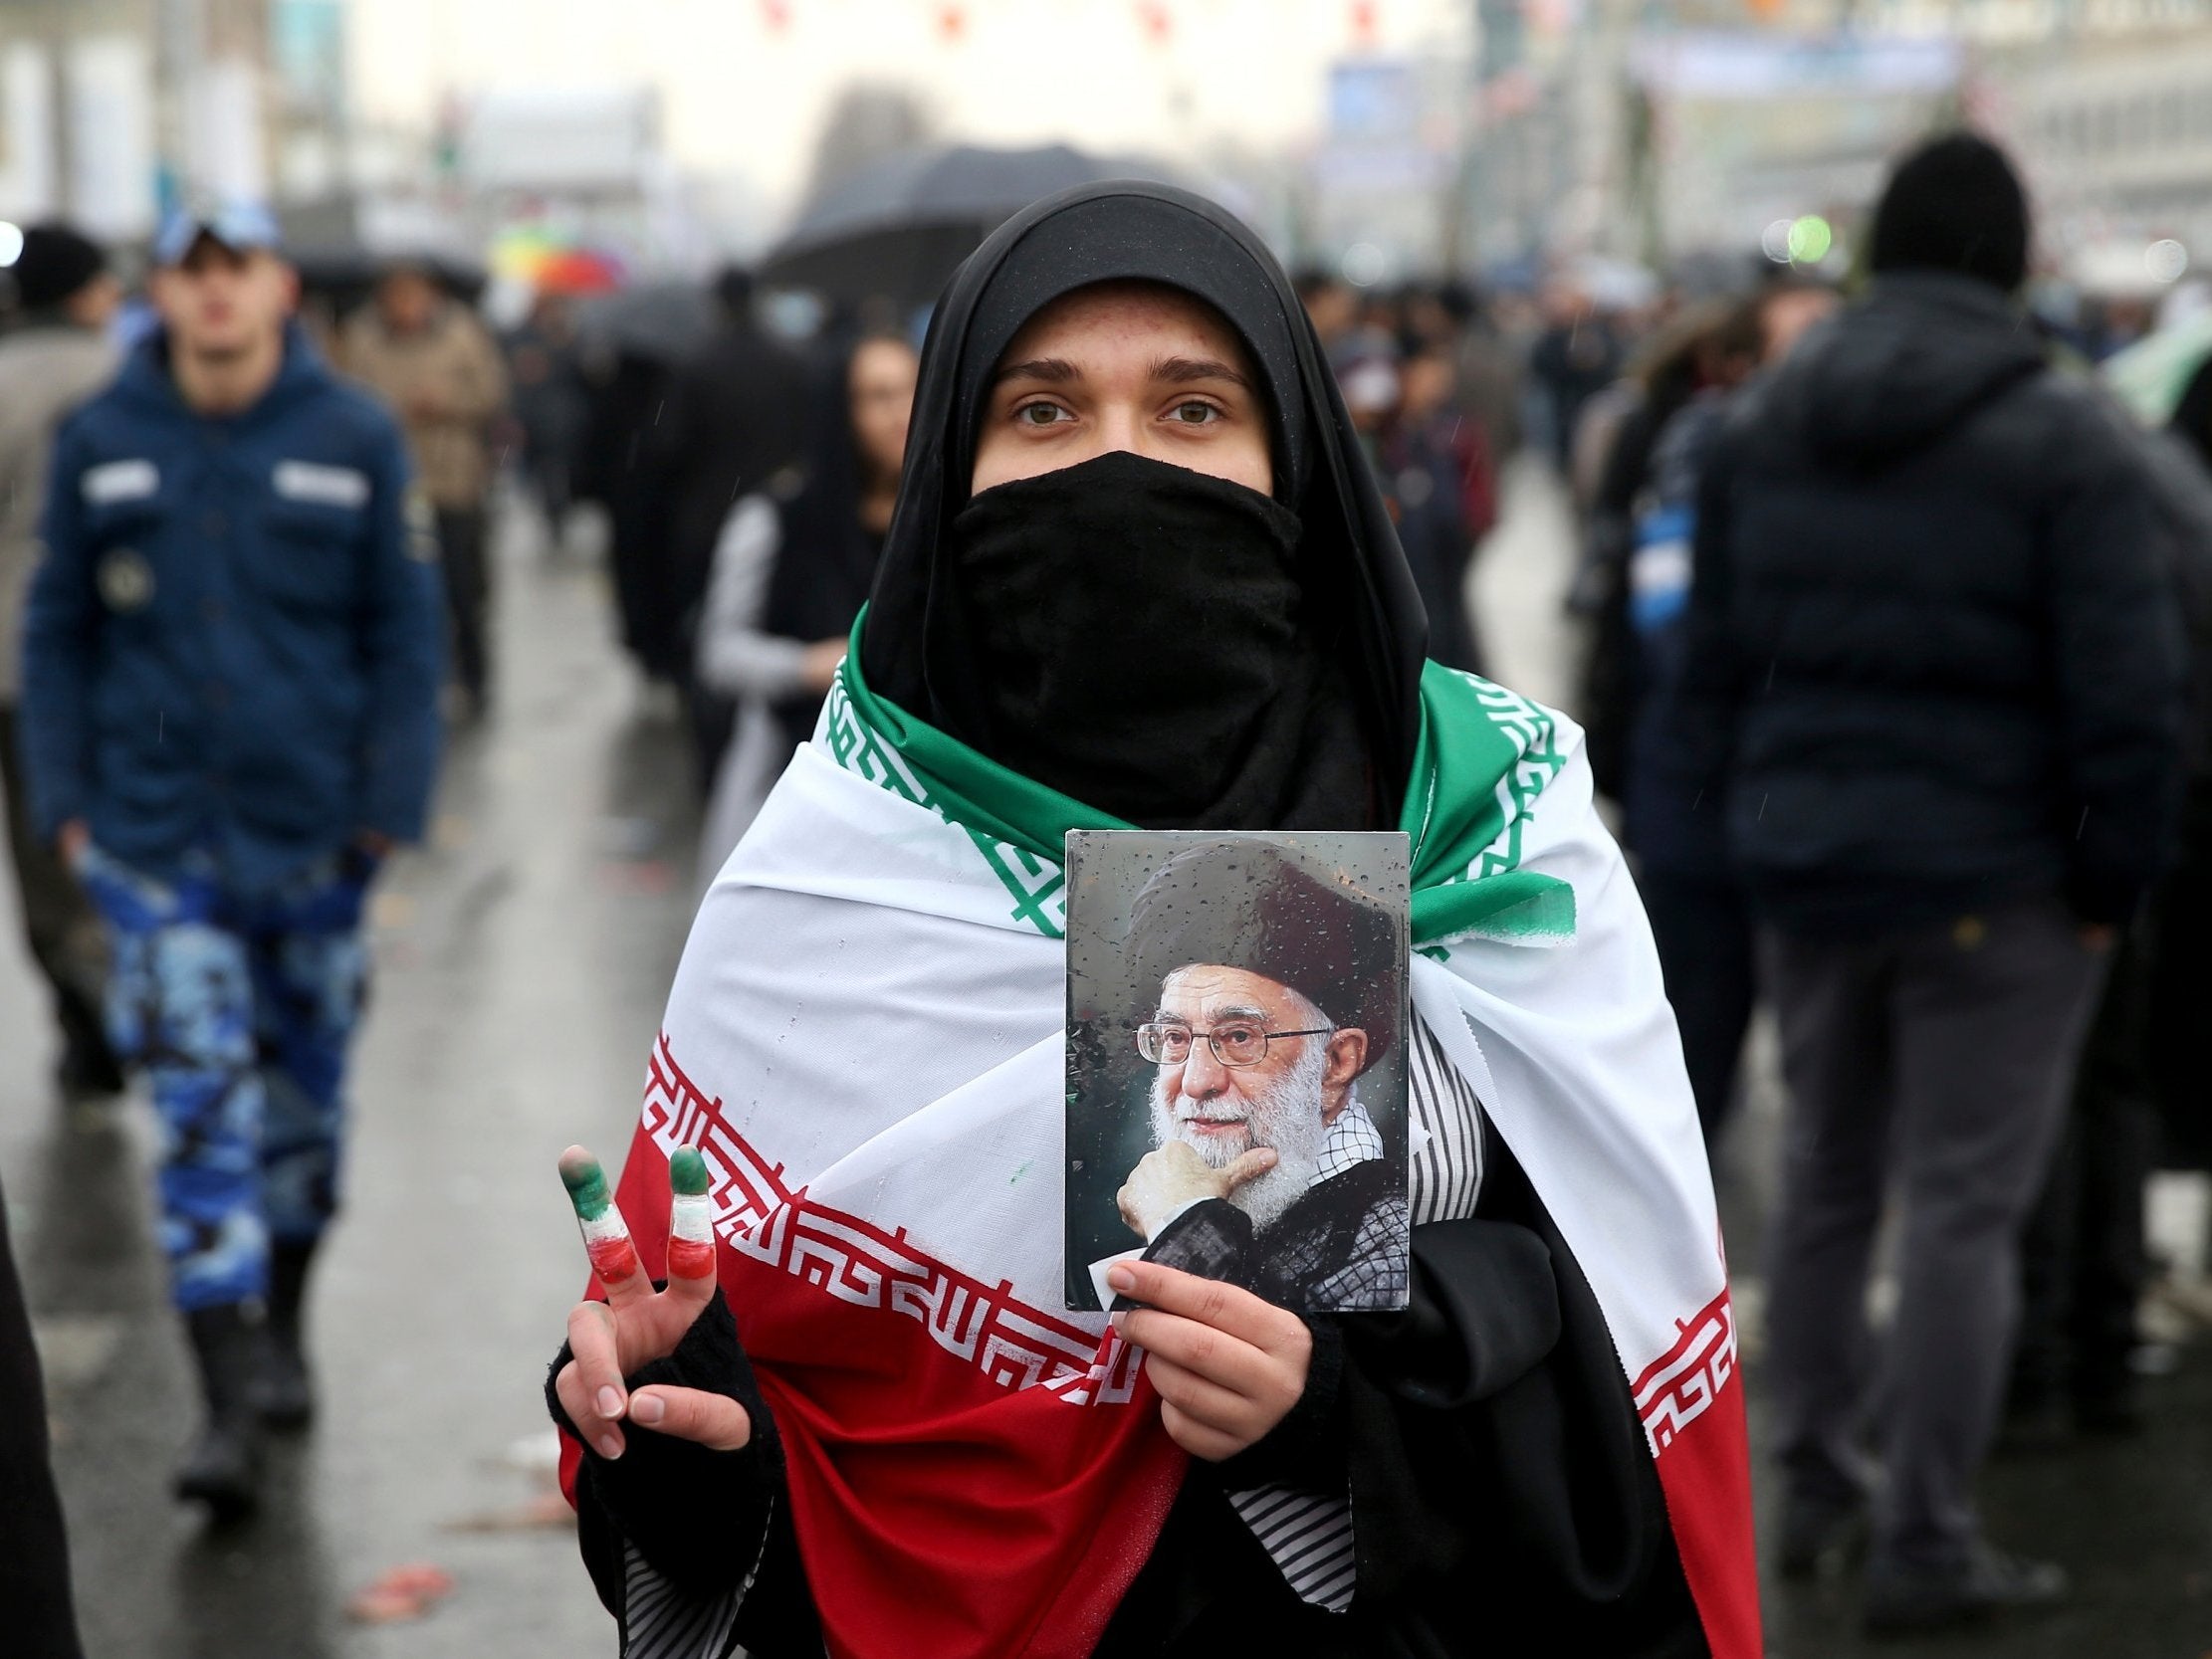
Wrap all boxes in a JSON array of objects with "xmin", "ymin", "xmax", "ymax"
[
  {"xmin": 1109, "ymin": 1259, "xmax": 1311, "ymax": 1461},
  {"xmin": 553, "ymin": 1144, "xmax": 751, "ymax": 1461}
]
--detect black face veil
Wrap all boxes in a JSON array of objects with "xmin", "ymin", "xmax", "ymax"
[{"xmin": 858, "ymin": 182, "xmax": 1431, "ymax": 830}]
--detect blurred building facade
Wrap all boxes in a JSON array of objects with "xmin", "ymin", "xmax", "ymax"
[
  {"xmin": 8, "ymin": 0, "xmax": 2212, "ymax": 294},
  {"xmin": 0, "ymin": 0, "xmax": 328, "ymax": 238},
  {"xmin": 1995, "ymin": 19, "xmax": 2212, "ymax": 258}
]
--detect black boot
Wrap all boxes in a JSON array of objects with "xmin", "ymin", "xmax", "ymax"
[
  {"xmin": 55, "ymin": 990, "xmax": 124, "ymax": 1102},
  {"xmin": 254, "ymin": 1241, "xmax": 318, "ymax": 1430},
  {"xmin": 1776, "ymin": 1490, "xmax": 1869, "ymax": 1580},
  {"xmin": 175, "ymin": 1303, "xmax": 263, "ymax": 1521},
  {"xmin": 1864, "ymin": 1543, "xmax": 2069, "ymax": 1636}
]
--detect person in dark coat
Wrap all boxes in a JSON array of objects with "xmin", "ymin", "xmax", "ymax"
[
  {"xmin": 2007, "ymin": 403, "xmax": 2212, "ymax": 1443},
  {"xmin": 1388, "ymin": 330, "xmax": 1491, "ymax": 673},
  {"xmin": 572, "ymin": 344, "xmax": 680, "ymax": 680},
  {"xmin": 2147, "ymin": 352, "xmax": 2212, "ymax": 1173},
  {"xmin": 692, "ymin": 331, "xmax": 918, "ymax": 876},
  {"xmin": 1669, "ymin": 133, "xmax": 2187, "ymax": 1634},
  {"xmin": 1344, "ymin": 339, "xmax": 1483, "ymax": 676},
  {"xmin": 653, "ymin": 267, "xmax": 811, "ymax": 769},
  {"xmin": 1577, "ymin": 298, "xmax": 1760, "ymax": 796},
  {"xmin": 1612, "ymin": 281, "xmax": 1836, "ymax": 1148},
  {"xmin": 504, "ymin": 291, "xmax": 591, "ymax": 539},
  {"xmin": 0, "ymin": 1174, "xmax": 86, "ymax": 1658},
  {"xmin": 1529, "ymin": 283, "xmax": 1626, "ymax": 474},
  {"xmin": 0, "ymin": 223, "xmax": 123, "ymax": 1103}
]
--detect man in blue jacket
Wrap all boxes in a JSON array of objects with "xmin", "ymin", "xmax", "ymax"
[{"xmin": 19, "ymin": 203, "xmax": 443, "ymax": 1520}]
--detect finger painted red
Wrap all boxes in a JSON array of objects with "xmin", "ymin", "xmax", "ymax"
[
  {"xmin": 559, "ymin": 1145, "xmax": 642, "ymax": 1288},
  {"xmin": 666, "ymin": 1145, "xmax": 716, "ymax": 1280}
]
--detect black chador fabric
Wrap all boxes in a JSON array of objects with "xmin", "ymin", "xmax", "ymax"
[
  {"xmin": 954, "ymin": 450, "xmax": 1370, "ymax": 829},
  {"xmin": 1099, "ymin": 1138, "xmax": 1707, "ymax": 1658},
  {"xmin": 858, "ymin": 182, "xmax": 1433, "ymax": 831}
]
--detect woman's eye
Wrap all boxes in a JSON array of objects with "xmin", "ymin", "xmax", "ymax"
[
  {"xmin": 1016, "ymin": 402, "xmax": 1068, "ymax": 427},
  {"xmin": 1170, "ymin": 401, "xmax": 1221, "ymax": 426}
]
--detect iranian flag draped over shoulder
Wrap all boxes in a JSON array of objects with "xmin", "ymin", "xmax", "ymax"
[{"xmin": 569, "ymin": 625, "xmax": 1760, "ymax": 1659}]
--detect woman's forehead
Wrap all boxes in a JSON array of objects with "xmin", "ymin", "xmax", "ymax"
[{"xmin": 994, "ymin": 280, "xmax": 1254, "ymax": 377}]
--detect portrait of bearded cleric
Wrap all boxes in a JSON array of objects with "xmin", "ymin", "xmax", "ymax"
[{"xmin": 1064, "ymin": 833, "xmax": 1410, "ymax": 1314}]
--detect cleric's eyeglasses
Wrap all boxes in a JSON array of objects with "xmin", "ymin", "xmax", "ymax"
[{"xmin": 1135, "ymin": 1021, "xmax": 1332, "ymax": 1069}]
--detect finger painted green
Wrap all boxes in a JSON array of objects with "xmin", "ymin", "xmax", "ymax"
[
  {"xmin": 670, "ymin": 1145, "xmax": 710, "ymax": 1197},
  {"xmin": 558, "ymin": 1150, "xmax": 613, "ymax": 1221}
]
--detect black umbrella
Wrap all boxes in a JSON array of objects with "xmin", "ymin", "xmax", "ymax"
[
  {"xmin": 762, "ymin": 142, "xmax": 1174, "ymax": 310},
  {"xmin": 573, "ymin": 281, "xmax": 719, "ymax": 362},
  {"xmin": 291, "ymin": 245, "xmax": 488, "ymax": 307}
]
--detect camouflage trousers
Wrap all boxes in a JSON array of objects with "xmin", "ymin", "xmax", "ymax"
[{"xmin": 77, "ymin": 845, "xmax": 376, "ymax": 1312}]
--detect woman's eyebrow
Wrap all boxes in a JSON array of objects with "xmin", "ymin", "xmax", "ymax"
[
  {"xmin": 1150, "ymin": 355, "xmax": 1252, "ymax": 389},
  {"xmin": 993, "ymin": 356, "xmax": 1080, "ymax": 386}
]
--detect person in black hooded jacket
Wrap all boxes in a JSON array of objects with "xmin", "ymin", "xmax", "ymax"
[{"xmin": 1669, "ymin": 132, "xmax": 2186, "ymax": 1635}]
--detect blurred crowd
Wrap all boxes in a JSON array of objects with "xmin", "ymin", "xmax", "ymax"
[
  {"xmin": 4, "ymin": 120, "xmax": 2212, "ymax": 1653},
  {"xmin": 1542, "ymin": 133, "xmax": 2212, "ymax": 1632}
]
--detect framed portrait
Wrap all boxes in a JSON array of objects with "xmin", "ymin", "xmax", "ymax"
[{"xmin": 1065, "ymin": 829, "xmax": 1411, "ymax": 1314}]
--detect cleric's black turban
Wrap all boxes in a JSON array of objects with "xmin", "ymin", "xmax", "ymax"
[{"xmin": 1128, "ymin": 838, "xmax": 1400, "ymax": 1067}]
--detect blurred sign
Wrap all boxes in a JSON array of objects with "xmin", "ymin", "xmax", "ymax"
[
  {"xmin": 460, "ymin": 90, "xmax": 661, "ymax": 193},
  {"xmin": 1328, "ymin": 59, "xmax": 1422, "ymax": 141},
  {"xmin": 187, "ymin": 60, "xmax": 269, "ymax": 203},
  {"xmin": 1312, "ymin": 54, "xmax": 1460, "ymax": 276},
  {"xmin": 0, "ymin": 45, "xmax": 59, "ymax": 218},
  {"xmin": 67, "ymin": 36, "xmax": 156, "ymax": 239},
  {"xmin": 1633, "ymin": 33, "xmax": 1961, "ymax": 99},
  {"xmin": 273, "ymin": 0, "xmax": 347, "ymax": 119},
  {"xmin": 1477, "ymin": 0, "xmax": 1528, "ymax": 74}
]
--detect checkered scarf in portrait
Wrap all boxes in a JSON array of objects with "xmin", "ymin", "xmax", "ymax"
[{"xmin": 556, "ymin": 646, "xmax": 1760, "ymax": 1659}]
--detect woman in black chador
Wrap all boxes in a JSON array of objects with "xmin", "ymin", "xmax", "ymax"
[{"xmin": 545, "ymin": 182, "xmax": 1755, "ymax": 1659}]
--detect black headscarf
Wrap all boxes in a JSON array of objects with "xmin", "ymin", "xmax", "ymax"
[{"xmin": 858, "ymin": 181, "xmax": 1430, "ymax": 828}]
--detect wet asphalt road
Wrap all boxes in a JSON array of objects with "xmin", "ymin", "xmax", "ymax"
[{"xmin": 1, "ymin": 469, "xmax": 2207, "ymax": 1657}]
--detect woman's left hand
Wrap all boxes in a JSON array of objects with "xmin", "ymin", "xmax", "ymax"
[{"xmin": 1108, "ymin": 1259, "xmax": 1311, "ymax": 1461}]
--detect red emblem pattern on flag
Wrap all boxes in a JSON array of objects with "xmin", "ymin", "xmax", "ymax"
[
  {"xmin": 1638, "ymin": 1287, "xmax": 1762, "ymax": 1659},
  {"xmin": 639, "ymin": 1034, "xmax": 1141, "ymax": 1405},
  {"xmin": 1634, "ymin": 1287, "xmax": 1737, "ymax": 1452},
  {"xmin": 601, "ymin": 1032, "xmax": 1185, "ymax": 1659},
  {"xmin": 557, "ymin": 1033, "xmax": 1757, "ymax": 1657}
]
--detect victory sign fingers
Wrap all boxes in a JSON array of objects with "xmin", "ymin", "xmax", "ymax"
[{"xmin": 557, "ymin": 1141, "xmax": 742, "ymax": 1459}]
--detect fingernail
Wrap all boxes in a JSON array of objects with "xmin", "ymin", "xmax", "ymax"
[
  {"xmin": 1108, "ymin": 1265, "xmax": 1135, "ymax": 1293},
  {"xmin": 596, "ymin": 1433, "xmax": 623, "ymax": 1460},
  {"xmin": 596, "ymin": 1386, "xmax": 623, "ymax": 1419},
  {"xmin": 630, "ymin": 1393, "xmax": 665, "ymax": 1426}
]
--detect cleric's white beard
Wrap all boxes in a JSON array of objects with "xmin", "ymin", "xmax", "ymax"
[{"xmin": 1149, "ymin": 1038, "xmax": 1331, "ymax": 1234}]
